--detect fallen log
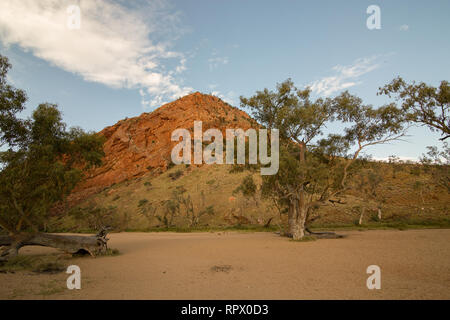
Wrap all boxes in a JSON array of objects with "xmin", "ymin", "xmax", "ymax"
[{"xmin": 0, "ymin": 228, "xmax": 110, "ymax": 262}]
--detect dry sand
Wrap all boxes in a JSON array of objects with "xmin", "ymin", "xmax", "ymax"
[{"xmin": 1, "ymin": 229, "xmax": 449, "ymax": 300}]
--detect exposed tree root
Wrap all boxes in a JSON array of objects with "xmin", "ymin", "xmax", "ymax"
[{"xmin": 305, "ymin": 227, "xmax": 344, "ymax": 239}]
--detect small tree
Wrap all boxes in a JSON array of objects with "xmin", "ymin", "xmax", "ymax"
[
  {"xmin": 69, "ymin": 204, "xmax": 118, "ymax": 231},
  {"xmin": 420, "ymin": 142, "xmax": 449, "ymax": 192},
  {"xmin": 388, "ymin": 155, "xmax": 403, "ymax": 179},
  {"xmin": 168, "ymin": 187, "xmax": 214, "ymax": 227},
  {"xmin": 353, "ymin": 167, "xmax": 385, "ymax": 223},
  {"xmin": 234, "ymin": 175, "xmax": 259, "ymax": 207},
  {"xmin": 158, "ymin": 199, "xmax": 179, "ymax": 228},
  {"xmin": 412, "ymin": 180, "xmax": 429, "ymax": 211},
  {"xmin": 138, "ymin": 199, "xmax": 158, "ymax": 225}
]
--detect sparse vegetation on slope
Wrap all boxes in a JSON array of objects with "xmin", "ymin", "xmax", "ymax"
[{"xmin": 50, "ymin": 159, "xmax": 449, "ymax": 234}]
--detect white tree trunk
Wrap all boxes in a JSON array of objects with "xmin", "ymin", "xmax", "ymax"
[
  {"xmin": 292, "ymin": 196, "xmax": 307, "ymax": 240},
  {"xmin": 358, "ymin": 208, "xmax": 365, "ymax": 225}
]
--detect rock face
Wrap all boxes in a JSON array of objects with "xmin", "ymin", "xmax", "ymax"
[{"xmin": 70, "ymin": 92, "xmax": 256, "ymax": 202}]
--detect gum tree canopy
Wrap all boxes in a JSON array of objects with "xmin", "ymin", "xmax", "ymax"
[
  {"xmin": 0, "ymin": 55, "xmax": 107, "ymax": 261},
  {"xmin": 379, "ymin": 77, "xmax": 449, "ymax": 141}
]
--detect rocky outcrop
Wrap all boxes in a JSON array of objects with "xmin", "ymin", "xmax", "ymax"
[{"xmin": 69, "ymin": 92, "xmax": 256, "ymax": 203}]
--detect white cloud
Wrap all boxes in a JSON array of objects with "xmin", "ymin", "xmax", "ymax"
[
  {"xmin": 309, "ymin": 56, "xmax": 383, "ymax": 96},
  {"xmin": 208, "ymin": 56, "xmax": 228, "ymax": 71},
  {"xmin": 399, "ymin": 24, "xmax": 409, "ymax": 31},
  {"xmin": 0, "ymin": 0, "xmax": 192, "ymax": 109}
]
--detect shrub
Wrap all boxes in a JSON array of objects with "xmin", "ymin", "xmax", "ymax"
[
  {"xmin": 370, "ymin": 213, "xmax": 380, "ymax": 222},
  {"xmin": 68, "ymin": 205, "xmax": 118, "ymax": 231},
  {"xmin": 138, "ymin": 199, "xmax": 149, "ymax": 207},
  {"xmin": 167, "ymin": 161, "xmax": 175, "ymax": 170},
  {"xmin": 100, "ymin": 248, "xmax": 120, "ymax": 257},
  {"xmin": 0, "ymin": 255, "xmax": 66, "ymax": 274},
  {"xmin": 201, "ymin": 205, "xmax": 215, "ymax": 216},
  {"xmin": 169, "ymin": 169, "xmax": 183, "ymax": 181},
  {"xmin": 410, "ymin": 166, "xmax": 421, "ymax": 176},
  {"xmin": 33, "ymin": 261, "xmax": 66, "ymax": 274}
]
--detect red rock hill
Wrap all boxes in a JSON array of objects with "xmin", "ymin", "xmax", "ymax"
[{"xmin": 70, "ymin": 92, "xmax": 256, "ymax": 202}]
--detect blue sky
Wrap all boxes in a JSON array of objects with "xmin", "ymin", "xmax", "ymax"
[{"xmin": 0, "ymin": 0, "xmax": 449, "ymax": 160}]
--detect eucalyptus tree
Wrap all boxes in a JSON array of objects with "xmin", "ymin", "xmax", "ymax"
[{"xmin": 239, "ymin": 79, "xmax": 406, "ymax": 239}]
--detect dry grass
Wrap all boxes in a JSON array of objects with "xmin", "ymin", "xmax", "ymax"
[
  {"xmin": 0, "ymin": 254, "xmax": 66, "ymax": 274},
  {"xmin": 51, "ymin": 162, "xmax": 450, "ymax": 233}
]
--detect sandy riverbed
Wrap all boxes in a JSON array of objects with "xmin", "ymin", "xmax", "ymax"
[{"xmin": 1, "ymin": 229, "xmax": 449, "ymax": 299}]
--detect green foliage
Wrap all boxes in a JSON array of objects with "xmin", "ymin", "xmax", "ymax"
[
  {"xmin": 138, "ymin": 199, "xmax": 157, "ymax": 223},
  {"xmin": 234, "ymin": 175, "xmax": 257, "ymax": 198},
  {"xmin": 167, "ymin": 161, "xmax": 175, "ymax": 169},
  {"xmin": 0, "ymin": 254, "xmax": 66, "ymax": 274},
  {"xmin": 410, "ymin": 166, "xmax": 422, "ymax": 176},
  {"xmin": 143, "ymin": 224, "xmax": 279, "ymax": 233},
  {"xmin": 143, "ymin": 181, "xmax": 152, "ymax": 189},
  {"xmin": 168, "ymin": 169, "xmax": 183, "ymax": 180},
  {"xmin": 68, "ymin": 205, "xmax": 117, "ymax": 231},
  {"xmin": 379, "ymin": 77, "xmax": 449, "ymax": 140},
  {"xmin": 388, "ymin": 155, "xmax": 404, "ymax": 178},
  {"xmin": 138, "ymin": 199, "xmax": 149, "ymax": 207},
  {"xmin": 155, "ymin": 188, "xmax": 189, "ymax": 228},
  {"xmin": 420, "ymin": 142, "xmax": 450, "ymax": 191},
  {"xmin": 370, "ymin": 213, "xmax": 380, "ymax": 223},
  {"xmin": 0, "ymin": 55, "xmax": 105, "ymax": 234},
  {"xmin": 240, "ymin": 79, "xmax": 335, "ymax": 143},
  {"xmin": 201, "ymin": 205, "xmax": 215, "ymax": 216},
  {"xmin": 290, "ymin": 236, "xmax": 316, "ymax": 242},
  {"xmin": 99, "ymin": 248, "xmax": 120, "ymax": 257},
  {"xmin": 151, "ymin": 187, "xmax": 215, "ymax": 228},
  {"xmin": 355, "ymin": 168, "xmax": 383, "ymax": 200},
  {"xmin": 0, "ymin": 55, "xmax": 28, "ymax": 147}
]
